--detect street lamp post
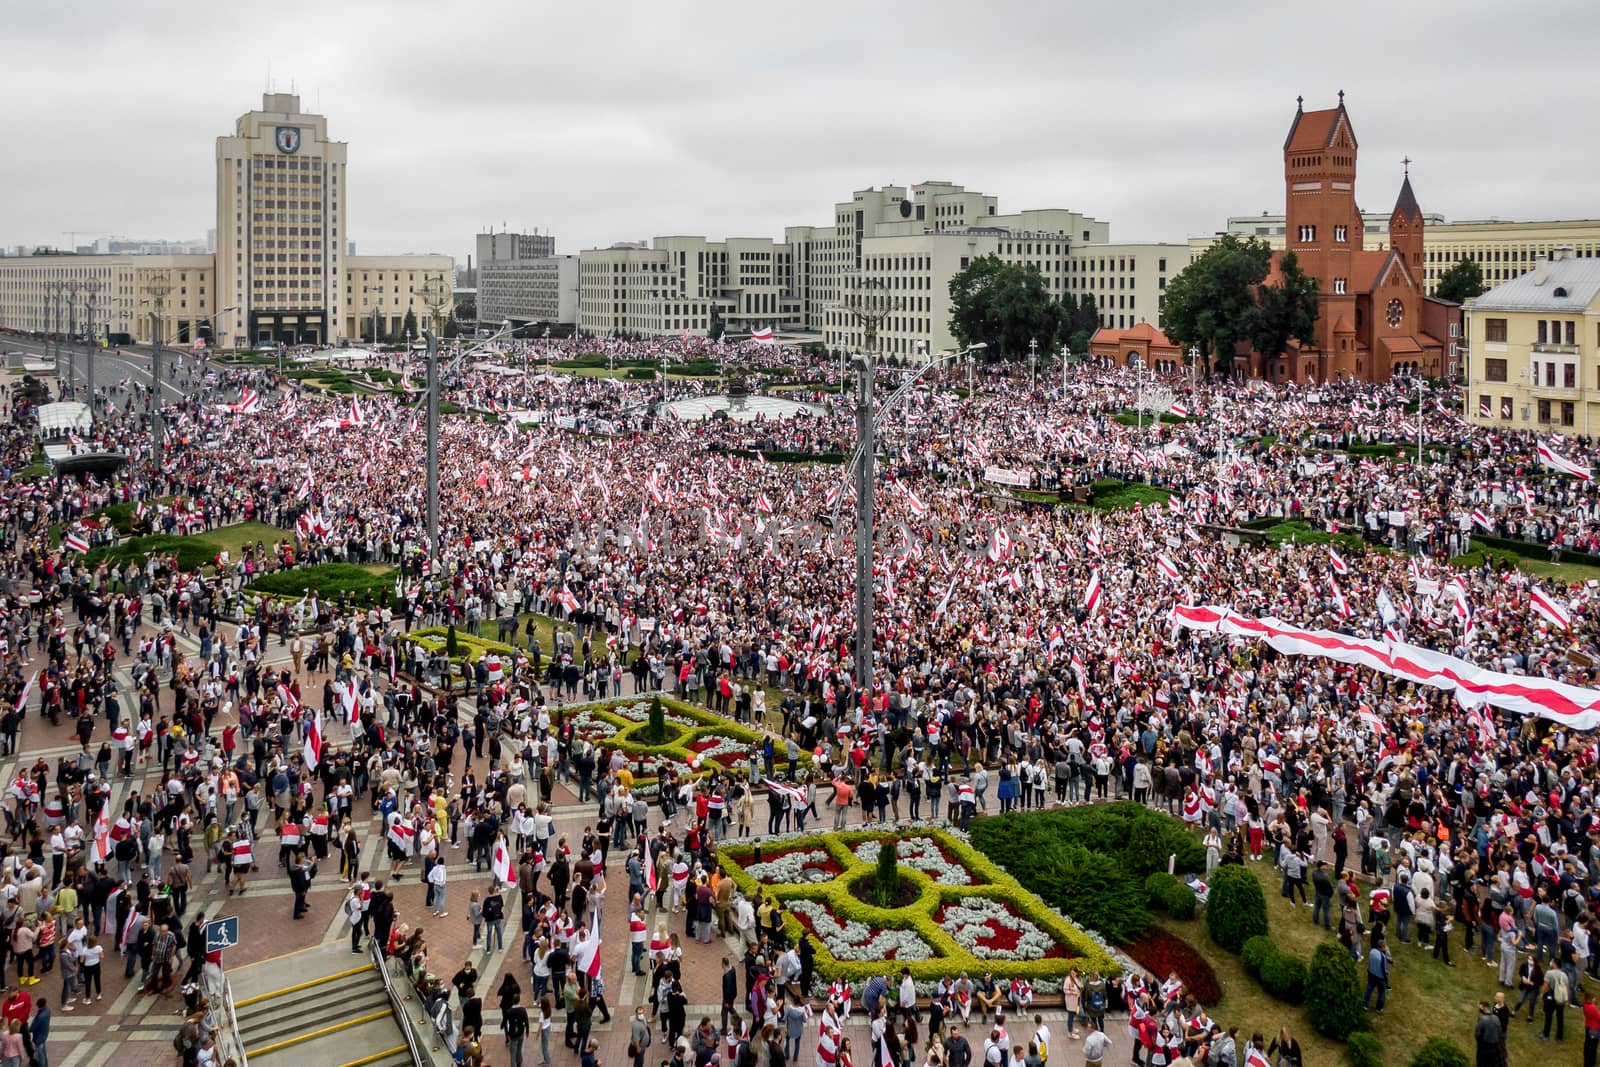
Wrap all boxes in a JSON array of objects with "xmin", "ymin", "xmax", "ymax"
[
  {"xmin": 423, "ymin": 329, "xmax": 440, "ymax": 568},
  {"xmin": 1029, "ymin": 337, "xmax": 1038, "ymax": 388},
  {"xmin": 64, "ymin": 283, "xmax": 81, "ymax": 395},
  {"xmin": 844, "ymin": 341, "xmax": 984, "ymax": 695},
  {"xmin": 1061, "ymin": 344, "xmax": 1070, "ymax": 393},
  {"xmin": 148, "ymin": 311, "xmax": 165, "ymax": 471}
]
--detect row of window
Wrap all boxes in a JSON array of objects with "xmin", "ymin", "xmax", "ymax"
[{"xmin": 1478, "ymin": 395, "xmax": 1577, "ymax": 426}]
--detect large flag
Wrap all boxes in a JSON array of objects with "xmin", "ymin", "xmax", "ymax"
[
  {"xmin": 1154, "ymin": 554, "xmax": 1181, "ymax": 583},
  {"xmin": 90, "ymin": 801, "xmax": 111, "ymax": 864},
  {"xmin": 62, "ymin": 532, "xmax": 90, "ymax": 554},
  {"xmin": 1083, "ymin": 569, "xmax": 1103, "ymax": 616},
  {"xmin": 749, "ymin": 327, "xmax": 776, "ymax": 345},
  {"xmin": 491, "ymin": 834, "xmax": 517, "ymax": 887},
  {"xmin": 302, "ymin": 708, "xmax": 323, "ymax": 772},
  {"xmin": 341, "ymin": 678, "xmax": 359, "ymax": 725},
  {"xmin": 1529, "ymin": 587, "xmax": 1571, "ymax": 629},
  {"xmin": 1329, "ymin": 547, "xmax": 1348, "ymax": 575},
  {"xmin": 645, "ymin": 846, "xmax": 658, "ymax": 894},
  {"xmin": 1537, "ymin": 441, "xmax": 1592, "ymax": 480}
]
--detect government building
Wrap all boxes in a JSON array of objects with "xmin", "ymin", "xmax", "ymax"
[
  {"xmin": 0, "ymin": 93, "xmax": 451, "ymax": 348},
  {"xmin": 574, "ymin": 180, "xmax": 1194, "ymax": 360}
]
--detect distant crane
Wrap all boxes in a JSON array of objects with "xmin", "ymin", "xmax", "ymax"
[{"xmin": 62, "ymin": 230, "xmax": 116, "ymax": 251}]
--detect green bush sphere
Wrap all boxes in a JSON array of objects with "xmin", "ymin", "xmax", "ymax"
[
  {"xmin": 1408, "ymin": 1037, "xmax": 1468, "ymax": 1067},
  {"xmin": 1304, "ymin": 942, "xmax": 1368, "ymax": 1040},
  {"xmin": 1345, "ymin": 1032, "xmax": 1382, "ymax": 1067},
  {"xmin": 1240, "ymin": 935, "xmax": 1273, "ymax": 976},
  {"xmin": 1259, "ymin": 950, "xmax": 1307, "ymax": 1002},
  {"xmin": 1205, "ymin": 866, "xmax": 1268, "ymax": 952}
]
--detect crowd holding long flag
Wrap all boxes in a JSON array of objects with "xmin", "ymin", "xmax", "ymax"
[{"xmin": 1171, "ymin": 603, "xmax": 1600, "ymax": 731}]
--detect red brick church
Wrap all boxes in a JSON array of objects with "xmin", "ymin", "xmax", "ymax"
[{"xmin": 1094, "ymin": 94, "xmax": 1459, "ymax": 384}]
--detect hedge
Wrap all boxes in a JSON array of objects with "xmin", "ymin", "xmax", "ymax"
[
  {"xmin": 1304, "ymin": 942, "xmax": 1367, "ymax": 1040},
  {"xmin": 720, "ymin": 449, "xmax": 848, "ymax": 465},
  {"xmin": 1241, "ymin": 934, "xmax": 1306, "ymax": 1002},
  {"xmin": 968, "ymin": 805, "xmax": 1204, "ymax": 945},
  {"xmin": 1112, "ymin": 411, "xmax": 1196, "ymax": 427},
  {"xmin": 247, "ymin": 563, "xmax": 397, "ymax": 602},
  {"xmin": 1083, "ymin": 480, "xmax": 1174, "ymax": 511},
  {"xmin": 1143, "ymin": 872, "xmax": 1197, "ymax": 920},
  {"xmin": 717, "ymin": 828, "xmax": 1120, "ymax": 984},
  {"xmin": 82, "ymin": 533, "xmax": 220, "ymax": 572},
  {"xmin": 1205, "ymin": 865, "xmax": 1268, "ymax": 951},
  {"xmin": 400, "ymin": 627, "xmax": 522, "ymax": 684}
]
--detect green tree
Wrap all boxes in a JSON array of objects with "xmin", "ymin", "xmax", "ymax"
[
  {"xmin": 1433, "ymin": 258, "xmax": 1486, "ymax": 304},
  {"xmin": 1408, "ymin": 1037, "xmax": 1468, "ymax": 1067},
  {"xmin": 1065, "ymin": 293, "xmax": 1100, "ymax": 358},
  {"xmin": 454, "ymin": 295, "xmax": 477, "ymax": 323},
  {"xmin": 1304, "ymin": 942, "xmax": 1368, "ymax": 1039},
  {"xmin": 1161, "ymin": 235, "xmax": 1273, "ymax": 376},
  {"xmin": 948, "ymin": 255, "xmax": 1066, "ymax": 358},
  {"xmin": 647, "ymin": 695, "xmax": 667, "ymax": 744},
  {"xmin": 1250, "ymin": 250, "xmax": 1320, "ymax": 360},
  {"xmin": 1204, "ymin": 864, "xmax": 1268, "ymax": 951},
  {"xmin": 403, "ymin": 308, "xmax": 418, "ymax": 341},
  {"xmin": 874, "ymin": 838, "xmax": 901, "ymax": 908}
]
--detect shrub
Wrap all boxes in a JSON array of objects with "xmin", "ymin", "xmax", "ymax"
[
  {"xmin": 875, "ymin": 838, "xmax": 901, "ymax": 908},
  {"xmin": 1304, "ymin": 942, "xmax": 1367, "ymax": 1040},
  {"xmin": 1409, "ymin": 1038, "xmax": 1468, "ymax": 1067},
  {"xmin": 1144, "ymin": 872, "xmax": 1197, "ymax": 920},
  {"xmin": 247, "ymin": 563, "xmax": 396, "ymax": 602},
  {"xmin": 1240, "ymin": 935, "xmax": 1273, "ymax": 976},
  {"xmin": 1038, "ymin": 843, "xmax": 1149, "ymax": 945},
  {"xmin": 1122, "ymin": 926, "xmax": 1221, "ymax": 1005},
  {"xmin": 1123, "ymin": 816, "xmax": 1173, "ymax": 876},
  {"xmin": 445, "ymin": 625, "xmax": 459, "ymax": 659},
  {"xmin": 625, "ymin": 366, "xmax": 655, "ymax": 380},
  {"xmin": 1345, "ymin": 1032, "xmax": 1383, "ymax": 1067},
  {"xmin": 1259, "ymin": 949, "xmax": 1307, "ymax": 1002},
  {"xmin": 1205, "ymin": 865, "xmax": 1268, "ymax": 952}
]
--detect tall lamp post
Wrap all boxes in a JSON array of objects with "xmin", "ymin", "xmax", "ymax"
[
  {"xmin": 141, "ymin": 272, "xmax": 174, "ymax": 473},
  {"xmin": 842, "ymin": 341, "xmax": 985, "ymax": 692},
  {"xmin": 64, "ymin": 282, "xmax": 82, "ymax": 394},
  {"xmin": 80, "ymin": 281, "xmax": 103, "ymax": 411},
  {"xmin": 1028, "ymin": 337, "xmax": 1038, "ymax": 388},
  {"xmin": 45, "ymin": 281, "xmax": 67, "ymax": 380},
  {"xmin": 1061, "ymin": 344, "xmax": 1070, "ymax": 393}
]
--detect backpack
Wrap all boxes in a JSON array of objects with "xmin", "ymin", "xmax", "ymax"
[
  {"xmin": 483, "ymin": 894, "xmax": 504, "ymax": 922},
  {"xmin": 1551, "ymin": 970, "xmax": 1570, "ymax": 1008},
  {"xmin": 1087, "ymin": 988, "xmax": 1107, "ymax": 1014}
]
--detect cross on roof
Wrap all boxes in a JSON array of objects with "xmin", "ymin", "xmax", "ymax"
[{"xmin": 1402, "ymin": 156, "xmax": 1412, "ymax": 176}]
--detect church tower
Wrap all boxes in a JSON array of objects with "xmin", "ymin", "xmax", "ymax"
[
  {"xmin": 1283, "ymin": 92, "xmax": 1362, "ymax": 377},
  {"xmin": 1388, "ymin": 164, "xmax": 1425, "ymax": 277}
]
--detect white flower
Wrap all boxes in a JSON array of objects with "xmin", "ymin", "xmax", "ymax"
[
  {"xmin": 609, "ymin": 701, "xmax": 701, "ymax": 730},
  {"xmin": 789, "ymin": 900, "xmax": 935, "ymax": 962},
  {"xmin": 853, "ymin": 837, "xmax": 974, "ymax": 885},
  {"xmin": 570, "ymin": 710, "xmax": 619, "ymax": 739},
  {"xmin": 691, "ymin": 734, "xmax": 752, "ymax": 764},
  {"xmin": 741, "ymin": 849, "xmax": 837, "ymax": 885},
  {"xmin": 940, "ymin": 897, "xmax": 1058, "ymax": 961}
]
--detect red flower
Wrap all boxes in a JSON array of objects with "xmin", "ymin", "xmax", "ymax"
[{"xmin": 1123, "ymin": 927, "xmax": 1221, "ymax": 1006}]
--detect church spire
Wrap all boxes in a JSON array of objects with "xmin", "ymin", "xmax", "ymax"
[{"xmin": 1392, "ymin": 165, "xmax": 1422, "ymax": 223}]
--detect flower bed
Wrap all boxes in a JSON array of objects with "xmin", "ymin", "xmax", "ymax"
[
  {"xmin": 1123, "ymin": 926, "xmax": 1222, "ymax": 1005},
  {"xmin": 853, "ymin": 837, "xmax": 974, "ymax": 886},
  {"xmin": 933, "ymin": 897, "xmax": 1068, "ymax": 961},
  {"xmin": 740, "ymin": 847, "xmax": 845, "ymax": 885},
  {"xmin": 718, "ymin": 827, "xmax": 1118, "ymax": 984},
  {"xmin": 516, "ymin": 696, "xmax": 802, "ymax": 796},
  {"xmin": 790, "ymin": 900, "xmax": 937, "ymax": 961}
]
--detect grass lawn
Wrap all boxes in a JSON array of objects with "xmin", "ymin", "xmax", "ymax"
[
  {"xmin": 203, "ymin": 521, "xmax": 289, "ymax": 560},
  {"xmin": 1162, "ymin": 860, "xmax": 1540, "ymax": 1067},
  {"xmin": 1452, "ymin": 541, "xmax": 1600, "ymax": 586},
  {"xmin": 1258, "ymin": 520, "xmax": 1371, "ymax": 552},
  {"xmin": 1068, "ymin": 480, "xmax": 1173, "ymax": 511}
]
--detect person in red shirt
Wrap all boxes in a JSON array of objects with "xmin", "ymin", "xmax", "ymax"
[
  {"xmin": 1, "ymin": 986, "xmax": 31, "ymax": 1031},
  {"xmin": 1580, "ymin": 989, "xmax": 1599, "ymax": 1067}
]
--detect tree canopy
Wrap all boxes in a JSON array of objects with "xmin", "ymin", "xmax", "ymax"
[
  {"xmin": 1433, "ymin": 258, "xmax": 1486, "ymax": 305},
  {"xmin": 1162, "ymin": 235, "xmax": 1320, "ymax": 376},
  {"xmin": 948, "ymin": 255, "xmax": 1069, "ymax": 359}
]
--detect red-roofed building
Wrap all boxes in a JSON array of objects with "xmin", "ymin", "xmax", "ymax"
[
  {"xmin": 1095, "ymin": 95, "xmax": 1461, "ymax": 384},
  {"xmin": 1253, "ymin": 93, "xmax": 1457, "ymax": 384}
]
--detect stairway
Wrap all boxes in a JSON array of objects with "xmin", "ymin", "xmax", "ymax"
[{"xmin": 227, "ymin": 942, "xmax": 411, "ymax": 1066}]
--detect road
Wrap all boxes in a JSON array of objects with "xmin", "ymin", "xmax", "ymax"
[{"xmin": 4, "ymin": 334, "xmax": 203, "ymax": 403}]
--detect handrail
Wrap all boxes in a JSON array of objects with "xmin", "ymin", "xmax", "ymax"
[
  {"xmin": 369, "ymin": 938, "xmax": 428, "ymax": 1066},
  {"xmin": 213, "ymin": 972, "xmax": 249, "ymax": 1067}
]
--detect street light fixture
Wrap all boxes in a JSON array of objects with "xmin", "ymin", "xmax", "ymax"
[{"xmin": 841, "ymin": 340, "xmax": 985, "ymax": 691}]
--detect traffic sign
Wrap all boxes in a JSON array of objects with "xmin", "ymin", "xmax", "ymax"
[{"xmin": 204, "ymin": 915, "xmax": 240, "ymax": 953}]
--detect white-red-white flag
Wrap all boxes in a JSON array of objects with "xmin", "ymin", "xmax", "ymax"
[
  {"xmin": 1083, "ymin": 569, "xmax": 1103, "ymax": 616},
  {"xmin": 1529, "ymin": 587, "xmax": 1571, "ymax": 629},
  {"xmin": 491, "ymin": 834, "xmax": 517, "ymax": 887}
]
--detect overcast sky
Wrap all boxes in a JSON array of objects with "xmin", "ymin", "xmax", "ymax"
[{"xmin": 2, "ymin": 1, "xmax": 1594, "ymax": 265}]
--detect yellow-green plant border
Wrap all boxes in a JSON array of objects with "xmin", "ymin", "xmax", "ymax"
[{"xmin": 718, "ymin": 828, "xmax": 1120, "ymax": 982}]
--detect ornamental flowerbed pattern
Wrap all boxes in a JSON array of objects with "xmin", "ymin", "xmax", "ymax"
[
  {"xmin": 719, "ymin": 827, "xmax": 1119, "ymax": 984},
  {"xmin": 547, "ymin": 697, "xmax": 802, "ymax": 794},
  {"xmin": 932, "ymin": 897, "xmax": 1068, "ymax": 961}
]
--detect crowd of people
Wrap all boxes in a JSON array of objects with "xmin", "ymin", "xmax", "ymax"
[{"xmin": 1, "ymin": 336, "xmax": 1600, "ymax": 1065}]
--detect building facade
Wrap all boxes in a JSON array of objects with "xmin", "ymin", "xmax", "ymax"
[
  {"xmin": 1200, "ymin": 215, "xmax": 1600, "ymax": 297},
  {"xmin": 0, "ymin": 92, "xmax": 450, "ymax": 349},
  {"xmin": 343, "ymin": 254, "xmax": 455, "ymax": 342},
  {"xmin": 215, "ymin": 93, "xmax": 348, "ymax": 346},
  {"xmin": 575, "ymin": 180, "xmax": 1109, "ymax": 358},
  {"xmin": 1065, "ymin": 243, "xmax": 1192, "ymax": 335},
  {"xmin": 476, "ymin": 227, "xmax": 578, "ymax": 327},
  {"xmin": 1464, "ymin": 247, "xmax": 1600, "ymax": 434},
  {"xmin": 0, "ymin": 254, "xmax": 215, "ymax": 345}
]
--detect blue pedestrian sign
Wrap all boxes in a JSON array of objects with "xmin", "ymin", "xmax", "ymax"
[{"xmin": 204, "ymin": 915, "xmax": 240, "ymax": 953}]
